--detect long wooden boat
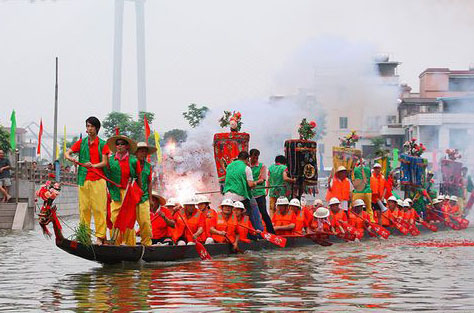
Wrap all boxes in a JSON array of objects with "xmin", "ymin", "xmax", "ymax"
[{"xmin": 54, "ymin": 223, "xmax": 453, "ymax": 265}]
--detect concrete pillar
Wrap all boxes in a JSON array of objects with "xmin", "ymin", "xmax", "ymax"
[
  {"xmin": 135, "ymin": 0, "xmax": 147, "ymax": 113},
  {"xmin": 112, "ymin": 0, "xmax": 125, "ymax": 112}
]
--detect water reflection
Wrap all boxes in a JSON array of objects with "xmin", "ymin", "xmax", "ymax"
[{"xmin": 2, "ymin": 225, "xmax": 474, "ymax": 312}]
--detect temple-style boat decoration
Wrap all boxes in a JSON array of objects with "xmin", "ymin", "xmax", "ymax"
[
  {"xmin": 213, "ymin": 111, "xmax": 249, "ymax": 184},
  {"xmin": 333, "ymin": 131, "xmax": 361, "ymax": 174},
  {"xmin": 400, "ymin": 138, "xmax": 428, "ymax": 187}
]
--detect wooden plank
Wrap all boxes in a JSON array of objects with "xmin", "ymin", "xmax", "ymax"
[
  {"xmin": 0, "ymin": 222, "xmax": 13, "ymax": 229},
  {"xmin": 12, "ymin": 203, "xmax": 28, "ymax": 230}
]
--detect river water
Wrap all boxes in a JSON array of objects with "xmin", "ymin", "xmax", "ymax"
[{"xmin": 1, "ymin": 217, "xmax": 474, "ymax": 312}]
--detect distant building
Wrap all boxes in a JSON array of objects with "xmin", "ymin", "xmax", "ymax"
[{"xmin": 398, "ymin": 67, "xmax": 474, "ymax": 169}]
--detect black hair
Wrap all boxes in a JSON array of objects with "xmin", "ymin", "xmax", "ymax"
[
  {"xmin": 238, "ymin": 151, "xmax": 250, "ymax": 160},
  {"xmin": 86, "ymin": 116, "xmax": 101, "ymax": 133},
  {"xmin": 249, "ymin": 149, "xmax": 260, "ymax": 157},
  {"xmin": 275, "ymin": 155, "xmax": 286, "ymax": 164}
]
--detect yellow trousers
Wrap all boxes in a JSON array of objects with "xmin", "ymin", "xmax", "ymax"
[
  {"xmin": 110, "ymin": 190, "xmax": 152, "ymax": 246},
  {"xmin": 78, "ymin": 179, "xmax": 107, "ymax": 238},
  {"xmin": 136, "ymin": 201, "xmax": 152, "ymax": 246},
  {"xmin": 352, "ymin": 192, "xmax": 375, "ymax": 222}
]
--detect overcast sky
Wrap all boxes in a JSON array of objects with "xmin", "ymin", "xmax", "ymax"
[{"xmin": 1, "ymin": 0, "xmax": 473, "ymax": 138}]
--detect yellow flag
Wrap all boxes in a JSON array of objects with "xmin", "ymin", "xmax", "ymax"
[
  {"xmin": 63, "ymin": 125, "xmax": 67, "ymax": 156},
  {"xmin": 154, "ymin": 131, "xmax": 162, "ymax": 164}
]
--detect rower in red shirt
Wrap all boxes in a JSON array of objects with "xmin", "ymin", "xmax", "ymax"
[
  {"xmin": 328, "ymin": 197, "xmax": 347, "ymax": 234},
  {"xmin": 150, "ymin": 193, "xmax": 176, "ymax": 245},
  {"xmin": 381, "ymin": 196, "xmax": 397, "ymax": 227},
  {"xmin": 402, "ymin": 200, "xmax": 415, "ymax": 225},
  {"xmin": 348, "ymin": 199, "xmax": 370, "ymax": 238},
  {"xmin": 449, "ymin": 196, "xmax": 461, "ymax": 216},
  {"xmin": 308, "ymin": 207, "xmax": 331, "ymax": 237},
  {"xmin": 272, "ymin": 197, "xmax": 296, "ymax": 236},
  {"xmin": 196, "ymin": 195, "xmax": 215, "ymax": 244},
  {"xmin": 289, "ymin": 198, "xmax": 307, "ymax": 234},
  {"xmin": 172, "ymin": 197, "xmax": 206, "ymax": 245}
]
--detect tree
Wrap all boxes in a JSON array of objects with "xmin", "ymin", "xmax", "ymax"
[
  {"xmin": 0, "ymin": 126, "xmax": 10, "ymax": 153},
  {"xmin": 183, "ymin": 104, "xmax": 209, "ymax": 128},
  {"xmin": 162, "ymin": 129, "xmax": 187, "ymax": 145},
  {"xmin": 102, "ymin": 111, "xmax": 155, "ymax": 143}
]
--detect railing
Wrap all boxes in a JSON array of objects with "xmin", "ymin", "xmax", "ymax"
[{"xmin": 11, "ymin": 161, "xmax": 78, "ymax": 185}]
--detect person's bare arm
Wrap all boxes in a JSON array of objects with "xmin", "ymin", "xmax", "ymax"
[{"xmin": 283, "ymin": 171, "xmax": 296, "ymax": 184}]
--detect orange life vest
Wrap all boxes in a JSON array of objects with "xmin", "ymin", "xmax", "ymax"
[
  {"xmin": 172, "ymin": 209, "xmax": 205, "ymax": 243},
  {"xmin": 328, "ymin": 210, "xmax": 347, "ymax": 228},
  {"xmin": 272, "ymin": 210, "xmax": 296, "ymax": 235},
  {"xmin": 203, "ymin": 209, "xmax": 217, "ymax": 239},
  {"xmin": 211, "ymin": 212, "xmax": 237, "ymax": 243},
  {"xmin": 381, "ymin": 210, "xmax": 393, "ymax": 227},
  {"xmin": 370, "ymin": 173, "xmax": 385, "ymax": 202},
  {"xmin": 293, "ymin": 209, "xmax": 307, "ymax": 234},
  {"xmin": 236, "ymin": 215, "xmax": 251, "ymax": 243},
  {"xmin": 326, "ymin": 177, "xmax": 351, "ymax": 202},
  {"xmin": 348, "ymin": 211, "xmax": 366, "ymax": 230}
]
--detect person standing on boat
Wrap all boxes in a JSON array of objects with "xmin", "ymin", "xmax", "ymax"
[
  {"xmin": 134, "ymin": 142, "xmax": 157, "ymax": 246},
  {"xmin": 272, "ymin": 197, "xmax": 296, "ymax": 235},
  {"xmin": 267, "ymin": 155, "xmax": 296, "ymax": 217},
  {"xmin": 370, "ymin": 163, "xmax": 386, "ymax": 221},
  {"xmin": 103, "ymin": 135, "xmax": 141, "ymax": 245},
  {"xmin": 65, "ymin": 116, "xmax": 110, "ymax": 245},
  {"xmin": 326, "ymin": 166, "xmax": 351, "ymax": 211},
  {"xmin": 249, "ymin": 149, "xmax": 275, "ymax": 233},
  {"xmin": 352, "ymin": 159, "xmax": 374, "ymax": 222},
  {"xmin": 223, "ymin": 151, "xmax": 261, "ymax": 230},
  {"xmin": 150, "ymin": 192, "xmax": 175, "ymax": 245}
]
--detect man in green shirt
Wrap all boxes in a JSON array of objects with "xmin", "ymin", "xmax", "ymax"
[
  {"xmin": 249, "ymin": 149, "xmax": 274, "ymax": 233},
  {"xmin": 267, "ymin": 155, "xmax": 296, "ymax": 217},
  {"xmin": 352, "ymin": 159, "xmax": 374, "ymax": 222}
]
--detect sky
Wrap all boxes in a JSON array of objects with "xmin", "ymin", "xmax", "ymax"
[{"xmin": 1, "ymin": 0, "xmax": 474, "ymax": 140}]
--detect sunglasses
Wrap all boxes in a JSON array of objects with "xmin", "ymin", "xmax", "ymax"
[{"xmin": 116, "ymin": 141, "xmax": 128, "ymax": 146}]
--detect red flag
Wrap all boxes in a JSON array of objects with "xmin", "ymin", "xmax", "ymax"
[
  {"xmin": 114, "ymin": 181, "xmax": 143, "ymax": 233},
  {"xmin": 144, "ymin": 115, "xmax": 150, "ymax": 143},
  {"xmin": 37, "ymin": 119, "xmax": 43, "ymax": 155}
]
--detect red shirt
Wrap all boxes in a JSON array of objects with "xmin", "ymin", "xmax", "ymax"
[
  {"xmin": 71, "ymin": 137, "xmax": 110, "ymax": 181},
  {"xmin": 151, "ymin": 207, "xmax": 173, "ymax": 239},
  {"xmin": 114, "ymin": 154, "xmax": 142, "ymax": 189}
]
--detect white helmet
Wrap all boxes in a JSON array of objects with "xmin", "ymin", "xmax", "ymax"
[
  {"xmin": 387, "ymin": 195, "xmax": 397, "ymax": 202},
  {"xmin": 444, "ymin": 195, "xmax": 451, "ymax": 200},
  {"xmin": 314, "ymin": 199, "xmax": 323, "ymax": 206},
  {"xmin": 314, "ymin": 207, "xmax": 330, "ymax": 218},
  {"xmin": 353, "ymin": 199, "xmax": 365, "ymax": 207},
  {"xmin": 165, "ymin": 197, "xmax": 178, "ymax": 207},
  {"xmin": 433, "ymin": 198, "xmax": 441, "ymax": 205},
  {"xmin": 328, "ymin": 197, "xmax": 341, "ymax": 206},
  {"xmin": 182, "ymin": 197, "xmax": 197, "ymax": 206},
  {"xmin": 233, "ymin": 201, "xmax": 245, "ymax": 210},
  {"xmin": 289, "ymin": 198, "xmax": 301, "ymax": 208},
  {"xmin": 220, "ymin": 198, "xmax": 234, "ymax": 207},
  {"xmin": 397, "ymin": 199, "xmax": 404, "ymax": 206},
  {"xmin": 373, "ymin": 163, "xmax": 382, "ymax": 168},
  {"xmin": 450, "ymin": 195, "xmax": 458, "ymax": 202},
  {"xmin": 276, "ymin": 197, "xmax": 289, "ymax": 206},
  {"xmin": 405, "ymin": 198, "xmax": 413, "ymax": 204},
  {"xmin": 196, "ymin": 195, "xmax": 210, "ymax": 204},
  {"xmin": 403, "ymin": 200, "xmax": 411, "ymax": 207}
]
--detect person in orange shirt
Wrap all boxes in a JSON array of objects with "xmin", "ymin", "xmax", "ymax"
[
  {"xmin": 150, "ymin": 194, "xmax": 176, "ymax": 245},
  {"xmin": 196, "ymin": 195, "xmax": 216, "ymax": 244},
  {"xmin": 173, "ymin": 197, "xmax": 206, "ymax": 245},
  {"xmin": 402, "ymin": 200, "xmax": 415, "ymax": 225},
  {"xmin": 326, "ymin": 166, "xmax": 352, "ymax": 211},
  {"xmin": 449, "ymin": 196, "xmax": 461, "ymax": 216},
  {"xmin": 209, "ymin": 199, "xmax": 239, "ymax": 248},
  {"xmin": 289, "ymin": 198, "xmax": 307, "ymax": 234},
  {"xmin": 308, "ymin": 207, "xmax": 331, "ymax": 234},
  {"xmin": 272, "ymin": 197, "xmax": 296, "ymax": 235},
  {"xmin": 328, "ymin": 197, "xmax": 347, "ymax": 234},
  {"xmin": 348, "ymin": 199, "xmax": 370, "ymax": 238},
  {"xmin": 234, "ymin": 201, "xmax": 252, "ymax": 243},
  {"xmin": 370, "ymin": 163, "xmax": 386, "ymax": 218},
  {"xmin": 380, "ymin": 196, "xmax": 397, "ymax": 227}
]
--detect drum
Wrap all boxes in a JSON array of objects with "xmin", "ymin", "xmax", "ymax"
[
  {"xmin": 213, "ymin": 132, "xmax": 250, "ymax": 183},
  {"xmin": 284, "ymin": 139, "xmax": 318, "ymax": 186}
]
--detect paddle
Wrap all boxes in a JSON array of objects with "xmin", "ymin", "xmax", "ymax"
[
  {"xmin": 430, "ymin": 211, "xmax": 461, "ymax": 230},
  {"xmin": 176, "ymin": 211, "xmax": 212, "ymax": 260},
  {"xmin": 433, "ymin": 209, "xmax": 469, "ymax": 229},
  {"xmin": 397, "ymin": 218, "xmax": 420, "ymax": 236},
  {"xmin": 350, "ymin": 210, "xmax": 390, "ymax": 239},
  {"xmin": 75, "ymin": 161, "xmax": 121, "ymax": 187},
  {"xmin": 414, "ymin": 212, "xmax": 438, "ymax": 232},
  {"xmin": 294, "ymin": 231, "xmax": 333, "ymax": 246},
  {"xmin": 388, "ymin": 217, "xmax": 409, "ymax": 235},
  {"xmin": 238, "ymin": 223, "xmax": 287, "ymax": 247},
  {"xmin": 224, "ymin": 234, "xmax": 244, "ymax": 254}
]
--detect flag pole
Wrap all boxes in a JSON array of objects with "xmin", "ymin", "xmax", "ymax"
[{"xmin": 52, "ymin": 57, "xmax": 59, "ymax": 163}]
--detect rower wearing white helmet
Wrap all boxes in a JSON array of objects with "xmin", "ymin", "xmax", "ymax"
[
  {"xmin": 272, "ymin": 197, "xmax": 296, "ymax": 235},
  {"xmin": 289, "ymin": 198, "xmax": 307, "ymax": 234},
  {"xmin": 328, "ymin": 197, "xmax": 347, "ymax": 234},
  {"xmin": 196, "ymin": 195, "xmax": 216, "ymax": 243},
  {"xmin": 348, "ymin": 199, "xmax": 370, "ymax": 238},
  {"xmin": 150, "ymin": 192, "xmax": 176, "ymax": 245},
  {"xmin": 173, "ymin": 197, "xmax": 206, "ymax": 246},
  {"xmin": 234, "ymin": 201, "xmax": 252, "ymax": 243},
  {"xmin": 309, "ymin": 207, "xmax": 331, "ymax": 233},
  {"xmin": 449, "ymin": 195, "xmax": 461, "ymax": 217},
  {"xmin": 381, "ymin": 196, "xmax": 397, "ymax": 227},
  {"xmin": 209, "ymin": 199, "xmax": 238, "ymax": 245}
]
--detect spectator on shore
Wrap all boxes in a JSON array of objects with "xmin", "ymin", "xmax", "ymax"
[{"xmin": 0, "ymin": 150, "xmax": 12, "ymax": 202}]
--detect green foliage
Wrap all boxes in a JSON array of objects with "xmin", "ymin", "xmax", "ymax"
[
  {"xmin": 183, "ymin": 104, "xmax": 209, "ymax": 128},
  {"xmin": 73, "ymin": 223, "xmax": 92, "ymax": 247},
  {"xmin": 370, "ymin": 136, "xmax": 389, "ymax": 157},
  {"xmin": 163, "ymin": 129, "xmax": 187, "ymax": 145},
  {"xmin": 298, "ymin": 118, "xmax": 316, "ymax": 140},
  {"xmin": 102, "ymin": 111, "xmax": 155, "ymax": 143},
  {"xmin": 0, "ymin": 126, "xmax": 10, "ymax": 153}
]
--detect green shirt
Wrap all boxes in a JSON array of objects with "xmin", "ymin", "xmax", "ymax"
[
  {"xmin": 251, "ymin": 163, "xmax": 266, "ymax": 198},
  {"xmin": 268, "ymin": 163, "xmax": 289, "ymax": 198},
  {"xmin": 352, "ymin": 166, "xmax": 371, "ymax": 194},
  {"xmin": 103, "ymin": 154, "xmax": 138, "ymax": 201},
  {"xmin": 139, "ymin": 161, "xmax": 152, "ymax": 203},
  {"xmin": 223, "ymin": 160, "xmax": 252, "ymax": 199},
  {"xmin": 77, "ymin": 136, "xmax": 107, "ymax": 186}
]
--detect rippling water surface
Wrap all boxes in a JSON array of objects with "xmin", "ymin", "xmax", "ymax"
[{"xmin": 1, "ymin": 218, "xmax": 474, "ymax": 312}]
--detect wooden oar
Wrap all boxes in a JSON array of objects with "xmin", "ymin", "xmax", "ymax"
[
  {"xmin": 294, "ymin": 231, "xmax": 333, "ymax": 246},
  {"xmin": 388, "ymin": 217, "xmax": 409, "ymax": 235},
  {"xmin": 238, "ymin": 223, "xmax": 287, "ymax": 247},
  {"xmin": 414, "ymin": 212, "xmax": 438, "ymax": 232},
  {"xmin": 176, "ymin": 211, "xmax": 212, "ymax": 260},
  {"xmin": 350, "ymin": 210, "xmax": 390, "ymax": 239},
  {"xmin": 75, "ymin": 161, "xmax": 121, "ymax": 187},
  {"xmin": 433, "ymin": 209, "xmax": 469, "ymax": 228},
  {"xmin": 430, "ymin": 211, "xmax": 461, "ymax": 230},
  {"xmin": 397, "ymin": 218, "xmax": 420, "ymax": 236},
  {"xmin": 224, "ymin": 234, "xmax": 244, "ymax": 254}
]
